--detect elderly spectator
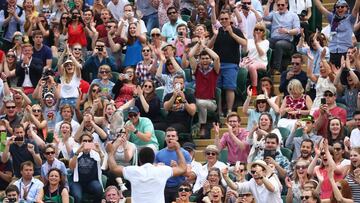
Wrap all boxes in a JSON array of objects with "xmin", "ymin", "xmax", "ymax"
[
  {"xmin": 263, "ymin": 0, "xmax": 300, "ymax": 73},
  {"xmin": 313, "ymin": 0, "xmax": 360, "ymax": 68},
  {"xmin": 214, "ymin": 112, "xmax": 250, "ymax": 164},
  {"xmin": 102, "ymin": 185, "xmax": 126, "ymax": 203}
]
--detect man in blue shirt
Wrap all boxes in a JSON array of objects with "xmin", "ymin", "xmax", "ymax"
[
  {"xmin": 155, "ymin": 127, "xmax": 192, "ymax": 203},
  {"xmin": 161, "ymin": 7, "xmax": 187, "ymax": 43},
  {"xmin": 313, "ymin": 0, "xmax": 360, "ymax": 68},
  {"xmin": 263, "ymin": 0, "xmax": 300, "ymax": 73},
  {"xmin": 32, "ymin": 30, "xmax": 53, "ymax": 70}
]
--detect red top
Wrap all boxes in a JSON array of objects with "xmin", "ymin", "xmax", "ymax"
[
  {"xmin": 96, "ymin": 24, "xmax": 107, "ymax": 39},
  {"xmin": 284, "ymin": 94, "xmax": 307, "ymax": 119},
  {"xmin": 68, "ymin": 23, "xmax": 87, "ymax": 47},
  {"xmin": 313, "ymin": 106, "xmax": 347, "ymax": 137},
  {"xmin": 194, "ymin": 66, "xmax": 219, "ymax": 100}
]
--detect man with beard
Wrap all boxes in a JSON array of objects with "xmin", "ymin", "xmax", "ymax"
[{"xmin": 285, "ymin": 115, "xmax": 322, "ymax": 161}]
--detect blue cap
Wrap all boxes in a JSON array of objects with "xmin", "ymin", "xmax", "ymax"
[
  {"xmin": 336, "ymin": 0, "xmax": 348, "ymax": 6},
  {"xmin": 128, "ymin": 106, "xmax": 140, "ymax": 114}
]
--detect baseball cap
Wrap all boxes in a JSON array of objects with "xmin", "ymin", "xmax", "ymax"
[
  {"xmin": 128, "ymin": 106, "xmax": 140, "ymax": 114},
  {"xmin": 324, "ymin": 86, "xmax": 336, "ymax": 95},
  {"xmin": 301, "ymin": 115, "xmax": 314, "ymax": 123},
  {"xmin": 183, "ymin": 142, "xmax": 196, "ymax": 151}
]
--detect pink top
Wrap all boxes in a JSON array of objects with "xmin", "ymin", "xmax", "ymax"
[
  {"xmin": 219, "ymin": 129, "xmax": 250, "ymax": 164},
  {"xmin": 318, "ymin": 167, "xmax": 343, "ymax": 199},
  {"xmin": 114, "ymin": 84, "xmax": 135, "ymax": 108},
  {"xmin": 284, "ymin": 94, "xmax": 307, "ymax": 119}
]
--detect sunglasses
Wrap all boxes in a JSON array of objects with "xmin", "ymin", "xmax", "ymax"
[
  {"xmin": 32, "ymin": 109, "xmax": 42, "ymax": 113},
  {"xmin": 277, "ymin": 3, "xmax": 285, "ymax": 7},
  {"xmin": 144, "ymin": 85, "xmax": 153, "ymax": 88},
  {"xmin": 6, "ymin": 106, "xmax": 16, "ymax": 109},
  {"xmin": 320, "ymin": 152, "xmax": 326, "ymax": 156},
  {"xmin": 7, "ymin": 55, "xmax": 15, "ymax": 58},
  {"xmin": 296, "ymin": 165, "xmax": 307, "ymax": 170},
  {"xmin": 257, "ymin": 100, "xmax": 267, "ymax": 104},
  {"xmin": 239, "ymin": 169, "xmax": 245, "ymax": 172},
  {"xmin": 300, "ymin": 195, "xmax": 310, "ymax": 200},
  {"xmin": 62, "ymin": 16, "xmax": 68, "ymax": 19},
  {"xmin": 142, "ymin": 49, "xmax": 151, "ymax": 52},
  {"xmin": 206, "ymin": 152, "xmax": 217, "ymax": 156},
  {"xmin": 99, "ymin": 71, "xmax": 110, "ymax": 74},
  {"xmin": 167, "ymin": 11, "xmax": 177, "ymax": 15},
  {"xmin": 336, "ymin": 5, "xmax": 346, "ymax": 9},
  {"xmin": 324, "ymin": 93, "xmax": 334, "ymax": 97},
  {"xmin": 254, "ymin": 28, "xmax": 264, "ymax": 32},
  {"xmin": 40, "ymin": 20, "xmax": 46, "ymax": 23},
  {"xmin": 291, "ymin": 62, "xmax": 300, "ymax": 66},
  {"xmin": 178, "ymin": 187, "xmax": 191, "ymax": 192},
  {"xmin": 242, "ymin": 2, "xmax": 251, "ymax": 4},
  {"xmin": 239, "ymin": 193, "xmax": 252, "ymax": 197},
  {"xmin": 128, "ymin": 113, "xmax": 137, "ymax": 118},
  {"xmin": 250, "ymin": 170, "xmax": 256, "ymax": 174},
  {"xmin": 334, "ymin": 147, "xmax": 342, "ymax": 151},
  {"xmin": 151, "ymin": 33, "xmax": 161, "ymax": 37},
  {"xmin": 106, "ymin": 26, "xmax": 114, "ymax": 29},
  {"xmin": 0, "ymin": 130, "xmax": 7, "ymax": 133},
  {"xmin": 92, "ymin": 89, "xmax": 99, "ymax": 93},
  {"xmin": 73, "ymin": 48, "xmax": 81, "ymax": 51},
  {"xmin": 45, "ymin": 151, "xmax": 55, "ymax": 155},
  {"xmin": 82, "ymin": 139, "xmax": 92, "ymax": 143},
  {"xmin": 220, "ymin": 17, "xmax": 229, "ymax": 21}
]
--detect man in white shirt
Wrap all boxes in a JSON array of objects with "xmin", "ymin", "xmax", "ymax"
[
  {"xmin": 350, "ymin": 110, "xmax": 360, "ymax": 148},
  {"xmin": 235, "ymin": 0, "xmax": 262, "ymax": 39},
  {"xmin": 222, "ymin": 160, "xmax": 282, "ymax": 203},
  {"xmin": 106, "ymin": 140, "xmax": 187, "ymax": 203},
  {"xmin": 107, "ymin": 0, "xmax": 129, "ymax": 22}
]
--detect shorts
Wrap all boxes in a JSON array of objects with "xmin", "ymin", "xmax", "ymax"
[{"xmin": 217, "ymin": 63, "xmax": 238, "ymax": 90}]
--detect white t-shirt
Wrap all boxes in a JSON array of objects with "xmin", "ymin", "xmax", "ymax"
[
  {"xmin": 350, "ymin": 128, "xmax": 360, "ymax": 148},
  {"xmin": 247, "ymin": 39, "xmax": 270, "ymax": 66},
  {"xmin": 288, "ymin": 0, "xmax": 312, "ymax": 15},
  {"xmin": 123, "ymin": 163, "xmax": 173, "ymax": 203},
  {"xmin": 236, "ymin": 176, "xmax": 282, "ymax": 203}
]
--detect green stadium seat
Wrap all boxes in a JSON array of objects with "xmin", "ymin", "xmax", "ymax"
[
  {"xmin": 155, "ymin": 130, "xmax": 166, "ymax": 150},
  {"xmin": 280, "ymin": 147, "xmax": 292, "ymax": 161},
  {"xmin": 219, "ymin": 149, "xmax": 228, "ymax": 164},
  {"xmin": 278, "ymin": 127, "xmax": 291, "ymax": 145}
]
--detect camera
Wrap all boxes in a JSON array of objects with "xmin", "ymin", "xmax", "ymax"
[
  {"xmin": 241, "ymin": 4, "xmax": 249, "ymax": 10},
  {"xmin": 8, "ymin": 198, "xmax": 16, "ymax": 203},
  {"xmin": 264, "ymin": 149, "xmax": 277, "ymax": 159},
  {"xmin": 175, "ymin": 83, "xmax": 181, "ymax": 91},
  {"xmin": 298, "ymin": 10, "xmax": 307, "ymax": 18},
  {"xmin": 321, "ymin": 98, "xmax": 326, "ymax": 105},
  {"xmin": 97, "ymin": 47, "xmax": 103, "ymax": 52},
  {"xmin": 14, "ymin": 136, "xmax": 23, "ymax": 142},
  {"xmin": 178, "ymin": 31, "xmax": 184, "ymax": 36}
]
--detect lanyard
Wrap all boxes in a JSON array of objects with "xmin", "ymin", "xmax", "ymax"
[{"xmin": 19, "ymin": 180, "xmax": 34, "ymax": 201}]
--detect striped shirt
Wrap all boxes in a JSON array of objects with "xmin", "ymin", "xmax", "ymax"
[{"xmin": 345, "ymin": 174, "xmax": 360, "ymax": 202}]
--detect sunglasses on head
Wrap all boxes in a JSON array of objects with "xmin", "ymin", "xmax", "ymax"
[
  {"xmin": 300, "ymin": 195, "xmax": 310, "ymax": 200},
  {"xmin": 45, "ymin": 151, "xmax": 55, "ymax": 155},
  {"xmin": 206, "ymin": 152, "xmax": 217, "ymax": 156},
  {"xmin": 178, "ymin": 187, "xmax": 191, "ymax": 192}
]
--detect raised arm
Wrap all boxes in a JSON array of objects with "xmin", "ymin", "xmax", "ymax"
[
  {"xmin": 171, "ymin": 141, "xmax": 187, "ymax": 177},
  {"xmin": 313, "ymin": 0, "xmax": 331, "ymax": 16},
  {"xmin": 352, "ymin": 0, "xmax": 360, "ymax": 17}
]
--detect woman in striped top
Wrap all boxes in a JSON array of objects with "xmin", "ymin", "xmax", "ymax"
[{"xmin": 345, "ymin": 147, "xmax": 360, "ymax": 202}]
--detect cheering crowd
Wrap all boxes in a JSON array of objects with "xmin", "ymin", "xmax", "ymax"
[{"xmin": 0, "ymin": 0, "xmax": 360, "ymax": 202}]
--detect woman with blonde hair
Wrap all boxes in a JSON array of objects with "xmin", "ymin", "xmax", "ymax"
[
  {"xmin": 278, "ymin": 79, "xmax": 312, "ymax": 129},
  {"xmin": 240, "ymin": 22, "xmax": 269, "ymax": 96},
  {"xmin": 23, "ymin": 0, "xmax": 39, "ymax": 34},
  {"xmin": 83, "ymin": 83, "xmax": 105, "ymax": 117},
  {"xmin": 91, "ymin": 64, "xmax": 115, "ymax": 99},
  {"xmin": 22, "ymin": 104, "xmax": 48, "ymax": 141}
]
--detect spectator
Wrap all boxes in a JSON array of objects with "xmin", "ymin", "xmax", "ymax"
[
  {"xmin": 136, "ymin": 0, "xmax": 158, "ymax": 32},
  {"xmin": 124, "ymin": 106, "xmax": 158, "ymax": 151},
  {"xmin": 189, "ymin": 41, "xmax": 220, "ymax": 137},
  {"xmin": 175, "ymin": 181, "xmax": 193, "ymax": 203},
  {"xmin": 327, "ymin": 117, "xmax": 347, "ymax": 146},
  {"xmin": 161, "ymin": 7, "xmax": 187, "ymax": 43},
  {"xmin": 243, "ymin": 93, "xmax": 279, "ymax": 131},
  {"xmin": 67, "ymin": 8, "xmax": 87, "ymax": 48},
  {"xmin": 285, "ymin": 160, "xmax": 311, "ymax": 203},
  {"xmin": 2, "ymin": 50, "xmax": 17, "ymax": 87},
  {"xmin": 288, "ymin": 0, "xmax": 312, "ymax": 43},
  {"xmin": 2, "ymin": 125, "xmax": 42, "ymax": 178},
  {"xmin": 54, "ymin": 104, "xmax": 80, "ymax": 137},
  {"xmin": 235, "ymin": 0, "xmax": 262, "ymax": 39},
  {"xmin": 49, "ymin": 0, "xmax": 67, "ymax": 23},
  {"xmin": 182, "ymin": 142, "xmax": 202, "ymax": 187},
  {"xmin": 247, "ymin": 112, "xmax": 282, "ymax": 162},
  {"xmin": 40, "ymin": 144, "xmax": 68, "ymax": 184},
  {"xmin": 58, "ymin": 59, "xmax": 81, "ymax": 110},
  {"xmin": 192, "ymin": 145, "xmax": 227, "ymax": 192},
  {"xmin": 263, "ymin": 0, "xmax": 300, "ymax": 73},
  {"xmin": 21, "ymin": 104, "xmax": 47, "ymax": 141},
  {"xmin": 214, "ymin": 112, "xmax": 250, "ymax": 164},
  {"xmin": 285, "ymin": 115, "xmax": 322, "ymax": 161},
  {"xmin": 313, "ymin": 0, "xmax": 360, "ymax": 68},
  {"xmin": 155, "ymin": 127, "xmax": 192, "ymax": 203},
  {"xmin": 83, "ymin": 39, "xmax": 116, "ymax": 82},
  {"xmin": 119, "ymin": 4, "xmax": 147, "ymax": 35},
  {"xmin": 91, "ymin": 64, "xmax": 115, "ymax": 100},
  {"xmin": 3, "ymin": 185, "xmax": 20, "ymax": 203},
  {"xmin": 133, "ymin": 80, "xmax": 161, "ymax": 124},
  {"xmin": 350, "ymin": 111, "xmax": 360, "ymax": 148},
  {"xmin": 84, "ymin": 84, "xmax": 105, "ymax": 116},
  {"xmin": 0, "ymin": 100, "xmax": 22, "ymax": 135},
  {"xmin": 0, "ymin": 0, "xmax": 26, "ymax": 51},
  {"xmin": 122, "ymin": 22, "xmax": 147, "ymax": 68},
  {"xmin": 32, "ymin": 69, "xmax": 59, "ymax": 101},
  {"xmin": 135, "ymin": 45, "xmax": 157, "ymax": 85},
  {"xmin": 223, "ymin": 160, "xmax": 282, "ymax": 203},
  {"xmin": 102, "ymin": 185, "xmax": 126, "ymax": 203},
  {"xmin": 13, "ymin": 161, "xmax": 44, "ymax": 202},
  {"xmin": 208, "ymin": 7, "xmax": 247, "ymax": 115},
  {"xmin": 69, "ymin": 133, "xmax": 104, "ymax": 203},
  {"xmin": 112, "ymin": 66, "xmax": 137, "ymax": 108},
  {"xmin": 193, "ymin": 167, "xmax": 225, "ymax": 203},
  {"xmin": 279, "ymin": 79, "xmax": 312, "ymax": 130},
  {"xmin": 54, "ymin": 121, "xmax": 77, "ymax": 161},
  {"xmin": 259, "ymin": 77, "xmax": 281, "ymax": 107},
  {"xmin": 241, "ymin": 23, "xmax": 269, "ymax": 95},
  {"xmin": 300, "ymin": 189, "xmax": 321, "ymax": 203},
  {"xmin": 160, "ymin": 74, "xmax": 196, "ymax": 136},
  {"xmin": 37, "ymin": 168, "xmax": 69, "ymax": 202},
  {"xmin": 107, "ymin": 0, "xmax": 129, "ymax": 22},
  {"xmin": 253, "ymin": 133, "xmax": 291, "ymax": 178},
  {"xmin": 279, "ymin": 53, "xmax": 308, "ymax": 96},
  {"xmin": 344, "ymin": 147, "xmax": 360, "ymax": 202},
  {"xmin": 171, "ymin": 23, "xmax": 191, "ymax": 58},
  {"xmin": 332, "ymin": 141, "xmax": 350, "ymax": 167},
  {"xmin": 313, "ymin": 86, "xmax": 347, "ymax": 137},
  {"xmin": 6, "ymin": 43, "xmax": 43, "ymax": 94},
  {"xmin": 106, "ymin": 141, "xmax": 187, "ymax": 203}
]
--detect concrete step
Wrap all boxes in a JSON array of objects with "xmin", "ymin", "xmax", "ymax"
[
  {"xmin": 194, "ymin": 150, "xmax": 206, "ymax": 163},
  {"xmin": 194, "ymin": 139, "xmax": 214, "ymax": 147},
  {"xmin": 273, "ymin": 74, "xmax": 280, "ymax": 84}
]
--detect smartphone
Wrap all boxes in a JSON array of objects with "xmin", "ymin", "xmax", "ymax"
[
  {"xmin": 300, "ymin": 121, "xmax": 306, "ymax": 128},
  {"xmin": 14, "ymin": 136, "xmax": 23, "ymax": 142},
  {"xmin": 321, "ymin": 98, "xmax": 326, "ymax": 105},
  {"xmin": 0, "ymin": 132, "xmax": 6, "ymax": 152},
  {"xmin": 264, "ymin": 149, "xmax": 277, "ymax": 159},
  {"xmin": 175, "ymin": 83, "xmax": 181, "ymax": 90},
  {"xmin": 84, "ymin": 143, "xmax": 95, "ymax": 150}
]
